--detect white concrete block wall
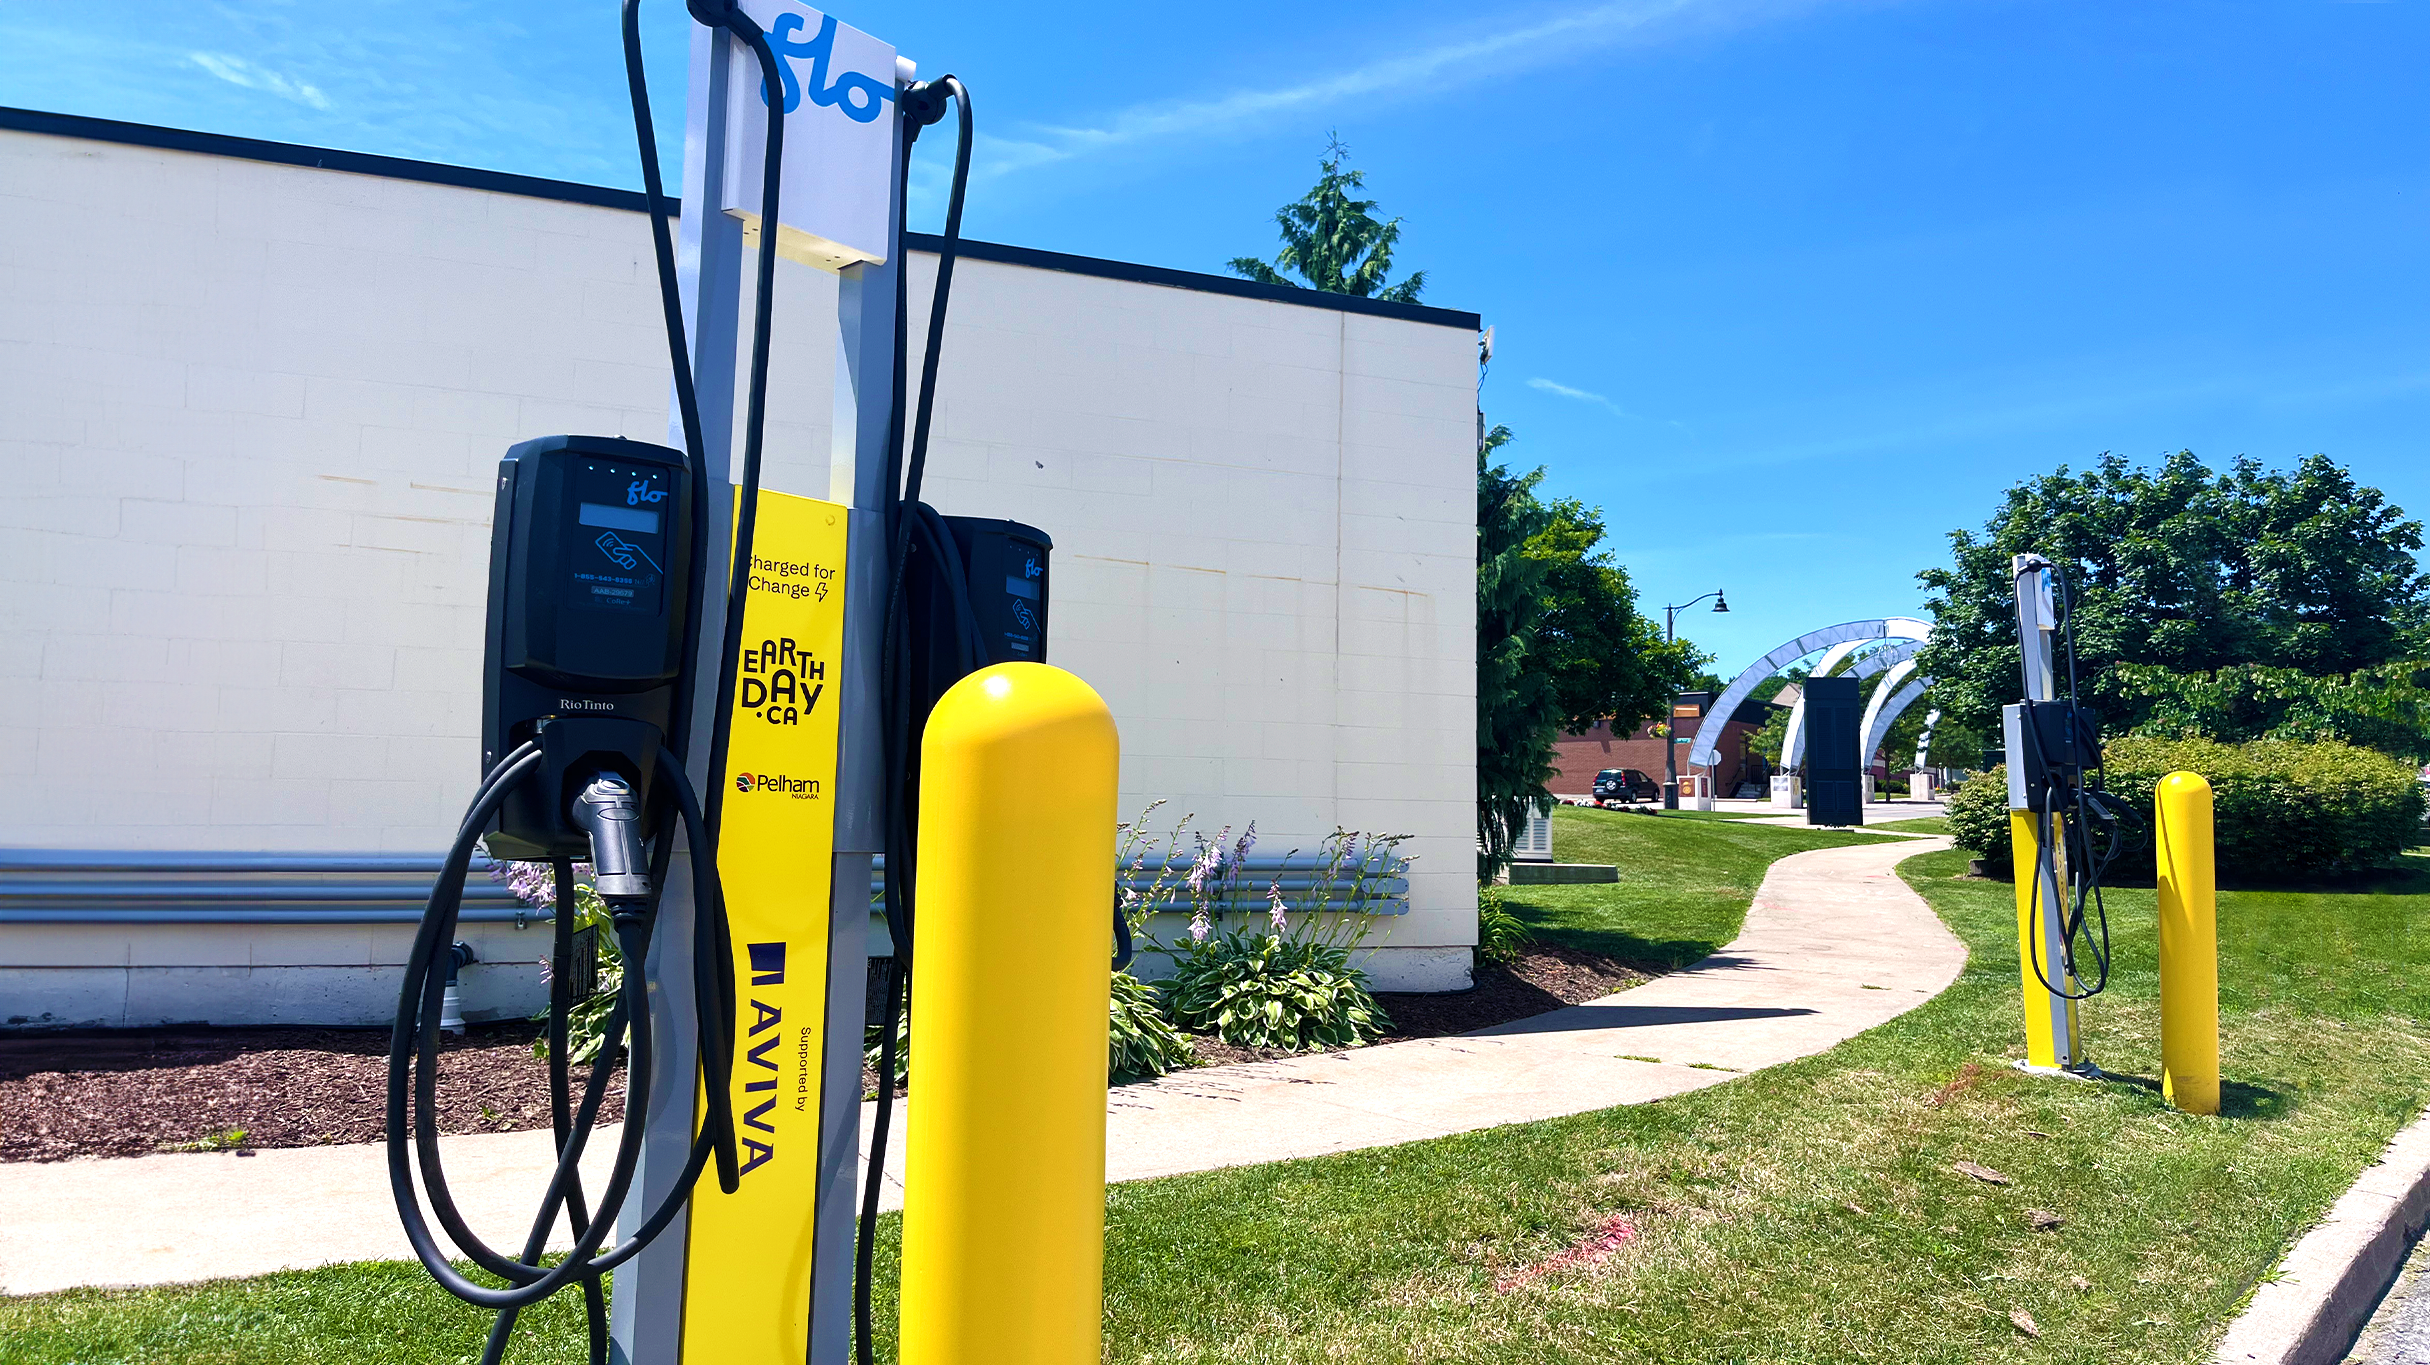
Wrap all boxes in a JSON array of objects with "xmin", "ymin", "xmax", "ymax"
[{"xmin": 0, "ymin": 123, "xmax": 1478, "ymax": 1016}]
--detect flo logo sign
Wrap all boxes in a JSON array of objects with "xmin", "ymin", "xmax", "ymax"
[
  {"xmin": 715, "ymin": 1, "xmax": 897, "ymax": 270},
  {"xmin": 626, "ymin": 478, "xmax": 668, "ymax": 507},
  {"xmin": 764, "ymin": 13, "xmax": 894, "ymax": 122}
]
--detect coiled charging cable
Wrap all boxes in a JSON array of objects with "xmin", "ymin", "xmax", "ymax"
[{"xmin": 386, "ymin": 5, "xmax": 799, "ymax": 1361}]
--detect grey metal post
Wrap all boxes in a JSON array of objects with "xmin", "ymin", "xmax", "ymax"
[
  {"xmin": 2005, "ymin": 553, "xmax": 2083, "ymax": 1069},
  {"xmin": 807, "ymin": 79, "xmax": 907, "ymax": 1365},
  {"xmin": 611, "ymin": 21, "xmax": 742, "ymax": 1365}
]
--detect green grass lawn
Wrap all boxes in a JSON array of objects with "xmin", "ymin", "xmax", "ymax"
[
  {"xmin": 12, "ymin": 833, "xmax": 2428, "ymax": 1365},
  {"xmin": 1508, "ymin": 805, "xmax": 1894, "ymax": 966},
  {"xmin": 1874, "ymin": 815, "xmax": 1953, "ymax": 835}
]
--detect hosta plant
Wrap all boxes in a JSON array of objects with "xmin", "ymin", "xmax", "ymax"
[
  {"xmin": 1161, "ymin": 926, "xmax": 1388, "ymax": 1052},
  {"xmin": 1110, "ymin": 970, "xmax": 1194, "ymax": 1079}
]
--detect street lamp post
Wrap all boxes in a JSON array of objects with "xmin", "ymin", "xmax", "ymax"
[{"xmin": 1660, "ymin": 589, "xmax": 1729, "ymax": 811}]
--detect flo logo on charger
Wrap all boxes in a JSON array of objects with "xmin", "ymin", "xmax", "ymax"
[{"xmin": 626, "ymin": 478, "xmax": 668, "ymax": 507}]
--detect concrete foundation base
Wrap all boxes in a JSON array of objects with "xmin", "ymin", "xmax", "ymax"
[
  {"xmin": 0, "ymin": 920, "xmax": 553, "ymax": 1030},
  {"xmin": 1507, "ymin": 862, "xmax": 1620, "ymax": 886}
]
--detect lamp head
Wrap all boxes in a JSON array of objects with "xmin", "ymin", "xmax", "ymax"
[{"xmin": 1713, "ymin": 590, "xmax": 1730, "ymax": 614}]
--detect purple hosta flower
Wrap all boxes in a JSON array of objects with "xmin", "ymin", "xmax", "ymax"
[
  {"xmin": 1188, "ymin": 908, "xmax": 1211, "ymax": 943},
  {"xmin": 1232, "ymin": 822, "xmax": 1257, "ymax": 871},
  {"xmin": 1187, "ymin": 827, "xmax": 1231, "ymax": 898},
  {"xmin": 1267, "ymin": 878, "xmax": 1289, "ymax": 933},
  {"xmin": 491, "ymin": 860, "xmax": 594, "ymax": 911}
]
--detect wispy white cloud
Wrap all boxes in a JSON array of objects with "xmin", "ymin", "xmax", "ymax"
[
  {"xmin": 188, "ymin": 51, "xmax": 330, "ymax": 110},
  {"xmin": 974, "ymin": 0, "xmax": 1795, "ymax": 178},
  {"xmin": 1528, "ymin": 376, "xmax": 1637, "ymax": 418}
]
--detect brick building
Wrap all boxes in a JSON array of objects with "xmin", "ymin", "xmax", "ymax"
[{"xmin": 1548, "ymin": 693, "xmax": 1780, "ymax": 799}]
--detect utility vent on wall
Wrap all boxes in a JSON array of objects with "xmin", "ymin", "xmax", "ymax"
[{"xmin": 1513, "ymin": 803, "xmax": 1554, "ymax": 862}]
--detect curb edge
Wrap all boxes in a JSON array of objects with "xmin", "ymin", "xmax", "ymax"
[{"xmin": 2212, "ymin": 1106, "xmax": 2430, "ymax": 1365}]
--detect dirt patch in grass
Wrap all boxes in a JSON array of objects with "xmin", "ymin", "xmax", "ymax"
[{"xmin": 0, "ymin": 1024, "xmax": 622, "ymax": 1163}]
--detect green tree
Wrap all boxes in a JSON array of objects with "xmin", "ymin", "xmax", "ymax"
[
  {"xmin": 1525, "ymin": 498, "xmax": 1705, "ymax": 737},
  {"xmin": 1228, "ymin": 137, "xmax": 1426, "ymax": 303},
  {"xmin": 1914, "ymin": 451, "xmax": 2430, "ymax": 744},
  {"xmin": 1477, "ymin": 425, "xmax": 1556, "ymax": 881}
]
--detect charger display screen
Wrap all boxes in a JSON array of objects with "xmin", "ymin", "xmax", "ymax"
[
  {"xmin": 566, "ymin": 462, "xmax": 670, "ymax": 615},
  {"xmin": 579, "ymin": 502, "xmax": 661, "ymax": 535}
]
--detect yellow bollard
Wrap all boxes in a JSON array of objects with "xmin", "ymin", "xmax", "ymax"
[
  {"xmin": 899, "ymin": 663, "xmax": 1118, "ymax": 1365},
  {"xmin": 2155, "ymin": 770, "xmax": 2220, "ymax": 1115}
]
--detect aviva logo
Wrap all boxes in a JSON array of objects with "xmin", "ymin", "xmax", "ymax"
[{"xmin": 765, "ymin": 12, "xmax": 894, "ymax": 122}]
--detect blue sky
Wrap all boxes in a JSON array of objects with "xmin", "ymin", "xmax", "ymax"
[{"xmin": 6, "ymin": 1, "xmax": 2427, "ymax": 670}]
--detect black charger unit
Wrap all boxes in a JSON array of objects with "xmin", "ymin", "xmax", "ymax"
[
  {"xmin": 2014, "ymin": 698, "xmax": 2101, "ymax": 812},
  {"xmin": 479, "ymin": 434, "xmax": 695, "ymax": 859},
  {"xmin": 900, "ymin": 515, "xmax": 1052, "ymax": 730}
]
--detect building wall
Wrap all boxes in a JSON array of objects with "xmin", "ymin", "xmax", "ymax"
[
  {"xmin": 1549, "ymin": 717, "xmax": 1766, "ymax": 798},
  {"xmin": 0, "ymin": 124, "xmax": 1478, "ymax": 1023}
]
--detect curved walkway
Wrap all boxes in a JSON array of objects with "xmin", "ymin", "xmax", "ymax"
[
  {"xmin": 864, "ymin": 834, "xmax": 1960, "ymax": 1207},
  {"xmin": 1, "ymin": 837, "xmax": 1960, "ymax": 1295}
]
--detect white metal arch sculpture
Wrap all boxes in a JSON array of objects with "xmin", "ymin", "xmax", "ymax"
[
  {"xmin": 1857, "ymin": 658, "xmax": 1922, "ymax": 765},
  {"xmin": 1783, "ymin": 637, "xmax": 1926, "ymax": 769},
  {"xmin": 1864, "ymin": 674, "xmax": 1936, "ymax": 774},
  {"xmin": 1688, "ymin": 617, "xmax": 1932, "ymax": 772},
  {"xmin": 1777, "ymin": 640, "xmax": 1869, "ymax": 774}
]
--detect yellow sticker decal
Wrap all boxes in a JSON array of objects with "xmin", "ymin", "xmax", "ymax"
[{"xmin": 682, "ymin": 490, "xmax": 849, "ymax": 1363}]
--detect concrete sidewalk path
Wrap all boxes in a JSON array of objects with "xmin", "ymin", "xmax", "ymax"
[
  {"xmin": 3, "ymin": 836, "xmax": 1960, "ymax": 1294},
  {"xmin": 860, "ymin": 834, "xmax": 1961, "ymax": 1209}
]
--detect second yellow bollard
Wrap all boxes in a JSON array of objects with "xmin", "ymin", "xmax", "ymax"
[
  {"xmin": 2155, "ymin": 770, "xmax": 2220, "ymax": 1115},
  {"xmin": 899, "ymin": 663, "xmax": 1118, "ymax": 1365}
]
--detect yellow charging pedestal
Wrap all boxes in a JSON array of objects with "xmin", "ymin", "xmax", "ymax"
[
  {"xmin": 900, "ymin": 664, "xmax": 1118, "ymax": 1365},
  {"xmin": 2155, "ymin": 771, "xmax": 2220, "ymax": 1115},
  {"xmin": 2010, "ymin": 810, "xmax": 2084, "ymax": 1070}
]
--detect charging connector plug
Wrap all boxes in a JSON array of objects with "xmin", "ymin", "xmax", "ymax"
[{"xmin": 569, "ymin": 774, "xmax": 653, "ymax": 904}]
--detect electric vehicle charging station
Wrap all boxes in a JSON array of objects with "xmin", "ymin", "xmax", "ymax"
[
  {"xmin": 385, "ymin": 5, "xmax": 1107, "ymax": 1362},
  {"xmin": 2003, "ymin": 552, "xmax": 2135, "ymax": 1079}
]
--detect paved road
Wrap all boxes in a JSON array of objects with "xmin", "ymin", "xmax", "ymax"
[
  {"xmin": 2, "ymin": 836, "xmax": 1963, "ymax": 1293},
  {"xmin": 2348, "ymin": 1232, "xmax": 2430, "ymax": 1364}
]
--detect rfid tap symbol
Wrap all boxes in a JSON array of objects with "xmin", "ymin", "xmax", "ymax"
[{"xmin": 595, "ymin": 531, "xmax": 661, "ymax": 571}]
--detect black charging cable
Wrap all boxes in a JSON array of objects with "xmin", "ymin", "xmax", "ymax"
[
  {"xmin": 858, "ymin": 72, "xmax": 977, "ymax": 1365},
  {"xmin": 386, "ymin": 5, "xmax": 798, "ymax": 1360},
  {"xmin": 387, "ymin": 746, "xmax": 738, "ymax": 1356}
]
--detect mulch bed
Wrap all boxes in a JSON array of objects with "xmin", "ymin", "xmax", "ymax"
[
  {"xmin": 0, "ymin": 1024, "xmax": 622, "ymax": 1164},
  {"xmin": 5, "ymin": 945, "xmax": 1651, "ymax": 1162},
  {"xmin": 1179, "ymin": 943, "xmax": 1654, "ymax": 1069}
]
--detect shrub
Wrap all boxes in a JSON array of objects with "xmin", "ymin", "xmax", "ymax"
[
  {"xmin": 1476, "ymin": 885, "xmax": 1531, "ymax": 965},
  {"xmin": 2102, "ymin": 735, "xmax": 2425, "ymax": 877},
  {"xmin": 1939, "ymin": 739, "xmax": 2426, "ymax": 879},
  {"xmin": 1943, "ymin": 768, "xmax": 2014, "ymax": 868},
  {"xmin": 1110, "ymin": 971, "xmax": 1194, "ymax": 1079},
  {"xmin": 1161, "ymin": 926, "xmax": 1389, "ymax": 1051}
]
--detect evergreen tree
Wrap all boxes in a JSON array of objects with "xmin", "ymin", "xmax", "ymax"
[
  {"xmin": 1476, "ymin": 425, "xmax": 1556, "ymax": 880},
  {"xmin": 1229, "ymin": 136, "xmax": 1427, "ymax": 303}
]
